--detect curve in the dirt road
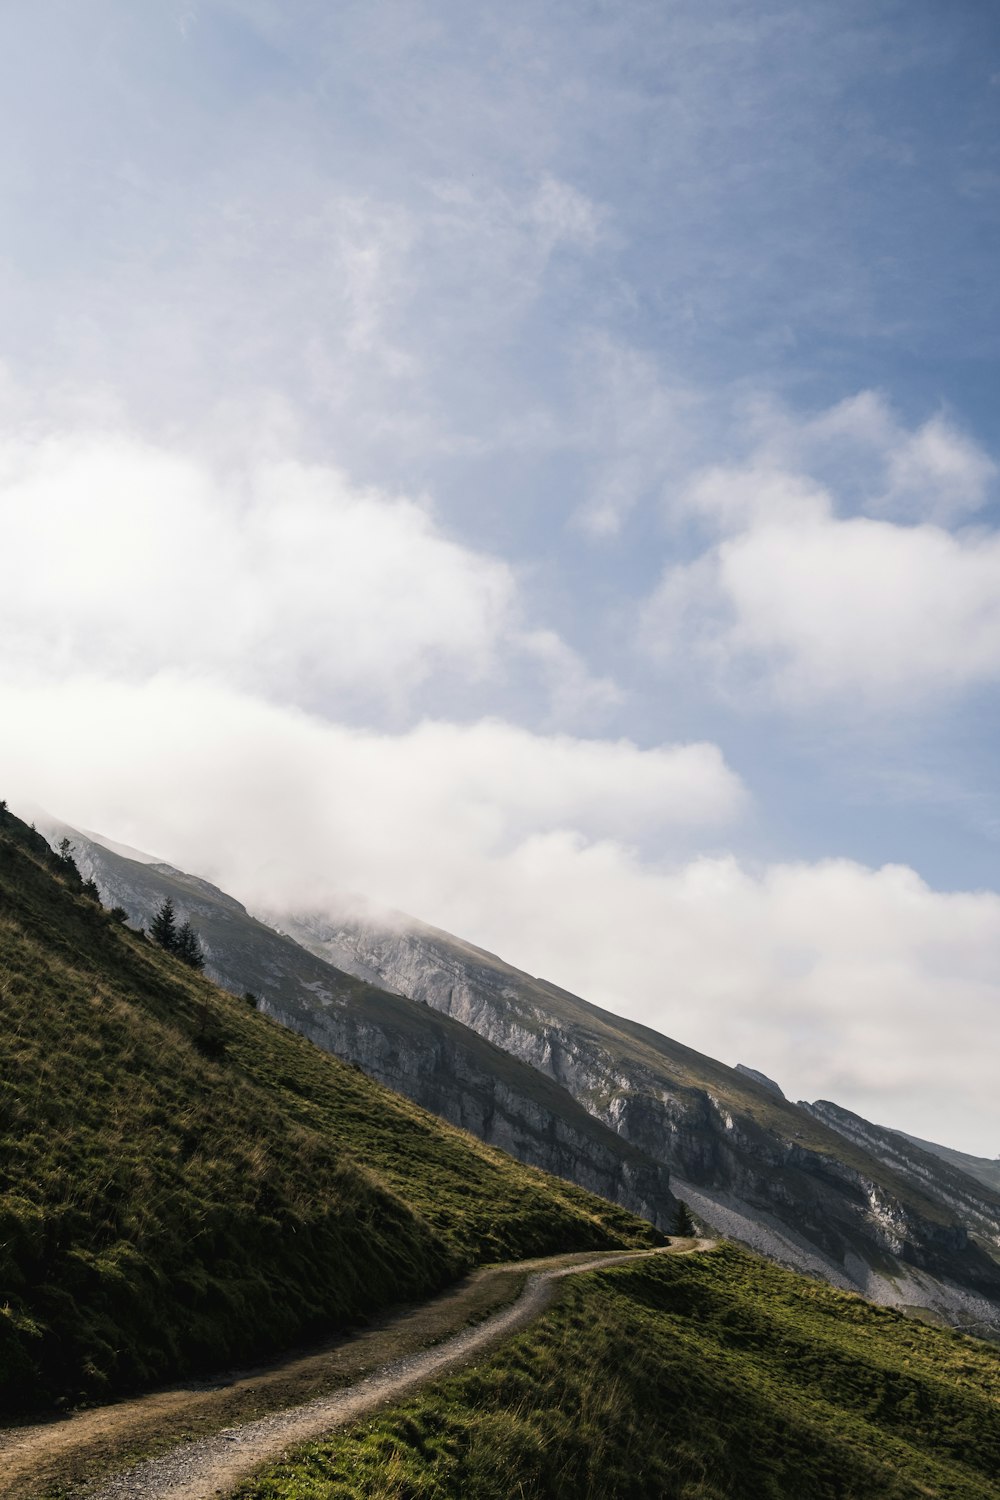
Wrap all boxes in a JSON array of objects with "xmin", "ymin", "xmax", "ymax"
[{"xmin": 73, "ymin": 1240, "xmax": 714, "ymax": 1500}]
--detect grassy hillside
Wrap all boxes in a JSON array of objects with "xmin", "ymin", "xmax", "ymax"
[
  {"xmin": 236, "ymin": 1243, "xmax": 1000, "ymax": 1500},
  {"xmin": 50, "ymin": 825, "xmax": 677, "ymax": 1228},
  {"xmin": 0, "ymin": 809, "xmax": 658, "ymax": 1412}
]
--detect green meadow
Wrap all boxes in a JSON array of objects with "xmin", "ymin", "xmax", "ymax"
[{"xmin": 238, "ymin": 1243, "xmax": 1000, "ymax": 1500}]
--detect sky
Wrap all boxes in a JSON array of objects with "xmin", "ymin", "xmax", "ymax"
[{"xmin": 1, "ymin": 0, "xmax": 999, "ymax": 1154}]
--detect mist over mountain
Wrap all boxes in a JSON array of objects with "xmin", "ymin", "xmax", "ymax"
[{"xmin": 53, "ymin": 817, "xmax": 1000, "ymax": 1343}]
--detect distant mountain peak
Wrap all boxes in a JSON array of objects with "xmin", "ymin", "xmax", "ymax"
[{"xmin": 734, "ymin": 1063, "xmax": 785, "ymax": 1099}]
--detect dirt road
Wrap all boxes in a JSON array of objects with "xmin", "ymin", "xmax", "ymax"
[{"xmin": 1, "ymin": 1238, "xmax": 714, "ymax": 1500}]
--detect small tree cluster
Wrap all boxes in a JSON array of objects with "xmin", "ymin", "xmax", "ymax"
[
  {"xmin": 53, "ymin": 838, "xmax": 100, "ymax": 900},
  {"xmin": 57, "ymin": 836, "xmax": 83, "ymax": 885},
  {"xmin": 150, "ymin": 897, "xmax": 206, "ymax": 970}
]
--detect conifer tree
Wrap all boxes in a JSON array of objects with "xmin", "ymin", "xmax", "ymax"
[
  {"xmin": 176, "ymin": 919, "xmax": 206, "ymax": 970},
  {"xmin": 150, "ymin": 897, "xmax": 178, "ymax": 952},
  {"xmin": 56, "ymin": 836, "xmax": 82, "ymax": 884},
  {"xmin": 671, "ymin": 1200, "xmax": 696, "ymax": 1237}
]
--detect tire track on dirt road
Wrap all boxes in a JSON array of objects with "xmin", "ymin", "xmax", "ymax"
[{"xmin": 22, "ymin": 1238, "xmax": 712, "ymax": 1500}]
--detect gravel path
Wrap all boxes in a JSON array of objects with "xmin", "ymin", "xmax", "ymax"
[{"xmin": 73, "ymin": 1240, "xmax": 714, "ymax": 1500}]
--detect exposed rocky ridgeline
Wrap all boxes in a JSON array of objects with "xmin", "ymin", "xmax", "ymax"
[
  {"xmin": 275, "ymin": 904, "xmax": 1000, "ymax": 1336},
  {"xmin": 734, "ymin": 1063, "xmax": 785, "ymax": 1098},
  {"xmin": 802, "ymin": 1099, "xmax": 1000, "ymax": 1259},
  {"xmin": 47, "ymin": 825, "xmax": 676, "ymax": 1230},
  {"xmin": 897, "ymin": 1131, "xmax": 1000, "ymax": 1197}
]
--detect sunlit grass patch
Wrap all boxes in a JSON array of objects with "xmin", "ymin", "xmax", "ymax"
[{"xmin": 237, "ymin": 1246, "xmax": 1000, "ymax": 1500}]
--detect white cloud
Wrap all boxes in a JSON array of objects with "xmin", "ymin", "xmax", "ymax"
[
  {"xmin": 644, "ymin": 394, "xmax": 1000, "ymax": 708},
  {"xmin": 649, "ymin": 502, "xmax": 1000, "ymax": 705},
  {"xmin": 573, "ymin": 337, "xmax": 704, "ymax": 537},
  {"xmin": 0, "ymin": 672, "xmax": 993, "ymax": 1154},
  {"xmin": 426, "ymin": 172, "xmax": 608, "ymax": 328},
  {"xmin": 0, "ymin": 426, "xmax": 516, "ymax": 707},
  {"xmin": 309, "ymin": 195, "xmax": 417, "ymax": 366},
  {"xmin": 883, "ymin": 413, "xmax": 996, "ymax": 524},
  {"xmin": 0, "ymin": 675, "xmax": 742, "ymax": 865},
  {"xmin": 474, "ymin": 841, "xmax": 1000, "ymax": 1154},
  {"xmin": 679, "ymin": 463, "xmax": 828, "ymax": 534},
  {"xmin": 516, "ymin": 628, "xmax": 623, "ymax": 726},
  {"xmin": 528, "ymin": 174, "xmax": 606, "ymax": 257},
  {"xmin": 747, "ymin": 391, "xmax": 997, "ymax": 525},
  {"xmin": 0, "ymin": 673, "xmax": 744, "ymax": 956},
  {"xmin": 0, "ymin": 6, "xmax": 995, "ymax": 1164}
]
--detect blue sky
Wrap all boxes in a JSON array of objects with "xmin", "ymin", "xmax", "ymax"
[{"xmin": 2, "ymin": 0, "xmax": 999, "ymax": 1151}]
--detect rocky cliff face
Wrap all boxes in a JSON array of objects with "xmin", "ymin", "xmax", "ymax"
[
  {"xmin": 803, "ymin": 1099, "xmax": 1000, "ymax": 1257},
  {"xmin": 735, "ymin": 1063, "xmax": 785, "ymax": 1098},
  {"xmin": 896, "ymin": 1131, "xmax": 1000, "ymax": 1196},
  {"xmin": 51, "ymin": 827, "xmax": 677, "ymax": 1231},
  {"xmin": 278, "ymin": 905, "xmax": 1000, "ymax": 1336}
]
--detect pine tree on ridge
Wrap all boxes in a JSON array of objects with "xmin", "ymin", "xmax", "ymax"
[{"xmin": 150, "ymin": 896, "xmax": 178, "ymax": 952}]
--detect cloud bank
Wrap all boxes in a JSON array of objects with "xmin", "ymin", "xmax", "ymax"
[
  {"xmin": 0, "ymin": 4, "xmax": 996, "ymax": 1184},
  {"xmin": 644, "ymin": 395, "xmax": 1000, "ymax": 709},
  {"xmin": 0, "ymin": 427, "xmax": 517, "ymax": 707},
  {"xmin": 0, "ymin": 672, "xmax": 995, "ymax": 1155}
]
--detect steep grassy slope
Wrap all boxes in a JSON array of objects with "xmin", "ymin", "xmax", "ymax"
[
  {"xmin": 236, "ymin": 1244, "xmax": 1000, "ymax": 1500},
  {"xmin": 51, "ymin": 825, "xmax": 676, "ymax": 1228},
  {"xmin": 0, "ymin": 810, "xmax": 658, "ymax": 1412}
]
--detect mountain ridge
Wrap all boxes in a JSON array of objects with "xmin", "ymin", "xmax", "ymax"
[
  {"xmin": 42, "ymin": 819, "xmax": 679, "ymax": 1232},
  {"xmin": 44, "ymin": 816, "xmax": 1000, "ymax": 1339},
  {"xmin": 272, "ymin": 895, "xmax": 1000, "ymax": 1335},
  {"xmin": 896, "ymin": 1129, "xmax": 1000, "ymax": 1196}
]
